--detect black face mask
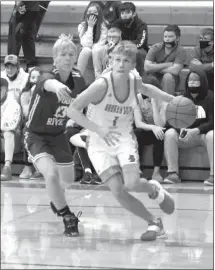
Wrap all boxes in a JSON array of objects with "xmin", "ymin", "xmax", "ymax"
[
  {"xmin": 187, "ymin": 86, "xmax": 201, "ymax": 94},
  {"xmin": 87, "ymin": 13, "xmax": 98, "ymax": 21},
  {"xmin": 164, "ymin": 41, "xmax": 176, "ymax": 48},
  {"xmin": 121, "ymin": 17, "xmax": 133, "ymax": 25},
  {"xmin": 199, "ymin": 40, "xmax": 211, "ymax": 49}
]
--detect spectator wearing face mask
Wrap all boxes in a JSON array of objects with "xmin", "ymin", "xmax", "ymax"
[
  {"xmin": 77, "ymin": 3, "xmax": 108, "ymax": 79},
  {"xmin": 164, "ymin": 67, "xmax": 214, "ymax": 186},
  {"xmin": 112, "ymin": 2, "xmax": 149, "ymax": 78},
  {"xmin": 19, "ymin": 67, "xmax": 44, "ymax": 180},
  {"xmin": 144, "ymin": 24, "xmax": 186, "ymax": 95},
  {"xmin": 190, "ymin": 28, "xmax": 214, "ymax": 92},
  {"xmin": 1, "ymin": 55, "xmax": 29, "ymax": 102},
  {"xmin": 1, "ymin": 78, "xmax": 22, "ymax": 181},
  {"xmin": 93, "ymin": 27, "xmax": 122, "ymax": 78}
]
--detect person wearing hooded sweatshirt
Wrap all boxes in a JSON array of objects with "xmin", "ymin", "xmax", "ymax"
[
  {"xmin": 1, "ymin": 55, "xmax": 29, "ymax": 102},
  {"xmin": 112, "ymin": 2, "xmax": 149, "ymax": 78},
  {"xmin": 164, "ymin": 67, "xmax": 214, "ymax": 186}
]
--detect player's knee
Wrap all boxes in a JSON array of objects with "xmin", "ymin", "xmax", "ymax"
[
  {"xmin": 162, "ymin": 73, "xmax": 175, "ymax": 83},
  {"xmin": 164, "ymin": 128, "xmax": 178, "ymax": 141},
  {"xmin": 123, "ymin": 170, "xmax": 140, "ymax": 191},
  {"xmin": 205, "ymin": 130, "xmax": 213, "ymax": 143}
]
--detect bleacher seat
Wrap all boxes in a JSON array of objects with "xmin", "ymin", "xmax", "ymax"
[{"xmin": 0, "ymin": 1, "xmax": 212, "ymax": 181}]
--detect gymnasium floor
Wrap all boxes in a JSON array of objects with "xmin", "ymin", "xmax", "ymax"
[{"xmin": 1, "ymin": 178, "xmax": 214, "ymax": 269}]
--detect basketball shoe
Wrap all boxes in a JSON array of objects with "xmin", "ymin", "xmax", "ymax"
[
  {"xmin": 63, "ymin": 211, "xmax": 82, "ymax": 237},
  {"xmin": 141, "ymin": 218, "xmax": 165, "ymax": 241},
  {"xmin": 148, "ymin": 179, "xmax": 175, "ymax": 215}
]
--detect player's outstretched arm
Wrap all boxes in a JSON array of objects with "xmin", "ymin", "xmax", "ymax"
[
  {"xmin": 139, "ymin": 83, "xmax": 173, "ymax": 103},
  {"xmin": 67, "ymin": 78, "xmax": 107, "ymax": 134}
]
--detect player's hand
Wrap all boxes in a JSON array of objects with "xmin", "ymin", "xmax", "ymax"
[
  {"xmin": 55, "ymin": 81, "xmax": 72, "ymax": 102},
  {"xmin": 97, "ymin": 127, "xmax": 121, "ymax": 146},
  {"xmin": 152, "ymin": 126, "xmax": 166, "ymax": 140},
  {"xmin": 87, "ymin": 15, "xmax": 97, "ymax": 27},
  {"xmin": 190, "ymin": 58, "xmax": 202, "ymax": 66}
]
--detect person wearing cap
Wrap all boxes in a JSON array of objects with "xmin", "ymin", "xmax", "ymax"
[
  {"xmin": 1, "ymin": 54, "xmax": 29, "ymax": 102},
  {"xmin": 1, "ymin": 78, "xmax": 22, "ymax": 181}
]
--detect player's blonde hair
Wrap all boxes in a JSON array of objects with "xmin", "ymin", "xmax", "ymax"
[
  {"xmin": 110, "ymin": 41, "xmax": 137, "ymax": 63},
  {"xmin": 52, "ymin": 34, "xmax": 77, "ymax": 59}
]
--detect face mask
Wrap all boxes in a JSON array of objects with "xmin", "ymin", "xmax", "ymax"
[
  {"xmin": 7, "ymin": 71, "xmax": 19, "ymax": 81},
  {"xmin": 164, "ymin": 41, "xmax": 176, "ymax": 48},
  {"xmin": 87, "ymin": 13, "xmax": 98, "ymax": 21},
  {"xmin": 121, "ymin": 17, "xmax": 133, "ymax": 25},
  {"xmin": 199, "ymin": 40, "xmax": 211, "ymax": 49},
  {"xmin": 187, "ymin": 86, "xmax": 201, "ymax": 94}
]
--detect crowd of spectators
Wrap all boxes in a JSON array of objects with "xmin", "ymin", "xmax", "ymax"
[{"xmin": 1, "ymin": 1, "xmax": 214, "ymax": 186}]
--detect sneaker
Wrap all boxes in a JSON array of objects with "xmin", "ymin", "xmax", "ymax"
[
  {"xmin": 1, "ymin": 166, "xmax": 12, "ymax": 181},
  {"xmin": 140, "ymin": 218, "xmax": 165, "ymax": 241},
  {"xmin": 80, "ymin": 172, "xmax": 93, "ymax": 184},
  {"xmin": 19, "ymin": 166, "xmax": 33, "ymax": 179},
  {"xmin": 148, "ymin": 180, "xmax": 175, "ymax": 215},
  {"xmin": 63, "ymin": 211, "xmax": 82, "ymax": 237},
  {"xmin": 164, "ymin": 172, "xmax": 181, "ymax": 184},
  {"xmin": 91, "ymin": 173, "xmax": 102, "ymax": 185},
  {"xmin": 152, "ymin": 172, "xmax": 163, "ymax": 183},
  {"xmin": 204, "ymin": 175, "xmax": 214, "ymax": 186},
  {"xmin": 30, "ymin": 171, "xmax": 43, "ymax": 180}
]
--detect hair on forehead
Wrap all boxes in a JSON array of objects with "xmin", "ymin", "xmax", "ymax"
[
  {"xmin": 110, "ymin": 41, "xmax": 137, "ymax": 62},
  {"xmin": 53, "ymin": 34, "xmax": 77, "ymax": 59}
]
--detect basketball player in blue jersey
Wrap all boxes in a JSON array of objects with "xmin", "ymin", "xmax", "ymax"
[
  {"xmin": 24, "ymin": 34, "xmax": 86, "ymax": 237},
  {"xmin": 67, "ymin": 41, "xmax": 177, "ymax": 241}
]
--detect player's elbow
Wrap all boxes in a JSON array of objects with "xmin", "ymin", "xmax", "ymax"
[{"xmin": 144, "ymin": 62, "xmax": 151, "ymax": 73}]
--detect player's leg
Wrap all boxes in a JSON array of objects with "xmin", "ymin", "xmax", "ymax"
[
  {"xmin": 118, "ymin": 136, "xmax": 175, "ymax": 215},
  {"xmin": 88, "ymin": 143, "xmax": 163, "ymax": 241},
  {"xmin": 24, "ymin": 132, "xmax": 79, "ymax": 237}
]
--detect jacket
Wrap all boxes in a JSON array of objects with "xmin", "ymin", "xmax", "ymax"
[{"xmin": 184, "ymin": 66, "xmax": 214, "ymax": 134}]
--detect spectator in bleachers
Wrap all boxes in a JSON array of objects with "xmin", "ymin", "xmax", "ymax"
[
  {"xmin": 93, "ymin": 27, "xmax": 122, "ymax": 78},
  {"xmin": 1, "ymin": 55, "xmax": 29, "ymax": 102},
  {"xmin": 134, "ymin": 76, "xmax": 167, "ymax": 182},
  {"xmin": 19, "ymin": 67, "xmax": 43, "ymax": 180},
  {"xmin": 190, "ymin": 28, "xmax": 214, "ymax": 92},
  {"xmin": 77, "ymin": 2, "xmax": 108, "ymax": 77},
  {"xmin": 164, "ymin": 67, "xmax": 214, "ymax": 185},
  {"xmin": 1, "ymin": 78, "xmax": 22, "ymax": 181},
  {"xmin": 144, "ymin": 24, "xmax": 186, "ymax": 95},
  {"xmin": 7, "ymin": 1, "xmax": 40, "ymax": 71},
  {"xmin": 112, "ymin": 2, "xmax": 149, "ymax": 78},
  {"xmin": 89, "ymin": 1, "xmax": 122, "ymax": 29}
]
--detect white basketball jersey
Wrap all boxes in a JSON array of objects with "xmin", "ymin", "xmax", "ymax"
[{"xmin": 90, "ymin": 71, "xmax": 138, "ymax": 134}]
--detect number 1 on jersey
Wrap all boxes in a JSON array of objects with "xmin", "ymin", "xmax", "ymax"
[{"xmin": 113, "ymin": 116, "xmax": 119, "ymax": 127}]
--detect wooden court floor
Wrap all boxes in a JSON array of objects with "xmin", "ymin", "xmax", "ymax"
[{"xmin": 1, "ymin": 179, "xmax": 214, "ymax": 269}]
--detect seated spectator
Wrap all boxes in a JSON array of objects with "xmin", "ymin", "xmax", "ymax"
[
  {"xmin": 88, "ymin": 1, "xmax": 122, "ymax": 28},
  {"xmin": 69, "ymin": 129, "xmax": 101, "ymax": 185},
  {"xmin": 164, "ymin": 67, "xmax": 214, "ymax": 185},
  {"xmin": 7, "ymin": 1, "xmax": 39, "ymax": 71},
  {"xmin": 190, "ymin": 28, "xmax": 214, "ymax": 92},
  {"xmin": 1, "ymin": 55, "xmax": 29, "ymax": 102},
  {"xmin": 93, "ymin": 27, "xmax": 122, "ymax": 78},
  {"xmin": 113, "ymin": 2, "xmax": 149, "ymax": 77},
  {"xmin": 19, "ymin": 67, "xmax": 43, "ymax": 180},
  {"xmin": 144, "ymin": 24, "xmax": 186, "ymax": 95},
  {"xmin": 1, "ymin": 78, "xmax": 22, "ymax": 181},
  {"xmin": 134, "ymin": 76, "xmax": 167, "ymax": 182},
  {"xmin": 77, "ymin": 3, "xmax": 108, "ymax": 78}
]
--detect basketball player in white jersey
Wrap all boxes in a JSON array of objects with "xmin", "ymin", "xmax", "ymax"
[{"xmin": 67, "ymin": 41, "xmax": 176, "ymax": 241}]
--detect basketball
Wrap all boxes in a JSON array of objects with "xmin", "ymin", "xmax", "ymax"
[{"xmin": 166, "ymin": 96, "xmax": 197, "ymax": 129}]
